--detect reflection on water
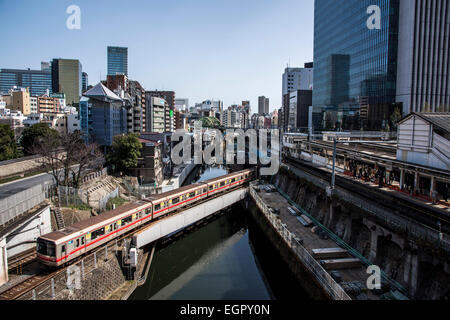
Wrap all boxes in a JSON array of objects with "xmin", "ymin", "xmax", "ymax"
[{"xmin": 130, "ymin": 209, "xmax": 271, "ymax": 300}]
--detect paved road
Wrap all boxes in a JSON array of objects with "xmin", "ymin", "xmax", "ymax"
[
  {"xmin": 0, "ymin": 173, "xmax": 55, "ymax": 200},
  {"xmin": 0, "ymin": 165, "xmax": 82, "ymax": 200}
]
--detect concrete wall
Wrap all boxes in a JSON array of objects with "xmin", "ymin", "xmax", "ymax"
[
  {"xmin": 0, "ymin": 184, "xmax": 47, "ymax": 227},
  {"xmin": 275, "ymin": 165, "xmax": 450, "ymax": 299},
  {"xmin": 0, "ymin": 156, "xmax": 43, "ymax": 179},
  {"xmin": 0, "ymin": 237, "xmax": 7, "ymax": 286},
  {"xmin": 5, "ymin": 206, "xmax": 51, "ymax": 258}
]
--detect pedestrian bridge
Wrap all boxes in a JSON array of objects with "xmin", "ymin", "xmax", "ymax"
[{"xmin": 132, "ymin": 187, "xmax": 248, "ymax": 248}]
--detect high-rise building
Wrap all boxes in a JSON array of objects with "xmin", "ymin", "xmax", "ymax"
[
  {"xmin": 287, "ymin": 90, "xmax": 313, "ymax": 132},
  {"xmin": 41, "ymin": 62, "xmax": 51, "ymax": 72},
  {"xmin": 282, "ymin": 63, "xmax": 314, "ymax": 130},
  {"xmin": 396, "ymin": 0, "xmax": 450, "ymax": 114},
  {"xmin": 82, "ymin": 72, "xmax": 88, "ymax": 93},
  {"xmin": 51, "ymin": 58, "xmax": 82, "ymax": 106},
  {"xmin": 0, "ymin": 68, "xmax": 52, "ymax": 96},
  {"xmin": 145, "ymin": 97, "xmax": 167, "ymax": 133},
  {"xmin": 107, "ymin": 46, "xmax": 128, "ymax": 76},
  {"xmin": 146, "ymin": 91, "xmax": 176, "ymax": 132},
  {"xmin": 282, "ymin": 65, "xmax": 313, "ymax": 97},
  {"xmin": 258, "ymin": 96, "xmax": 269, "ymax": 115},
  {"xmin": 313, "ymin": 0, "xmax": 400, "ymax": 131}
]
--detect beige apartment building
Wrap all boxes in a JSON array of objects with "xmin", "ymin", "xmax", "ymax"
[{"xmin": 12, "ymin": 88, "xmax": 31, "ymax": 115}]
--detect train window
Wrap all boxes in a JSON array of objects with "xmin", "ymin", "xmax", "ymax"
[
  {"xmin": 172, "ymin": 197, "xmax": 179, "ymax": 205},
  {"xmin": 114, "ymin": 223, "xmax": 118, "ymax": 230},
  {"xmin": 203, "ymin": 188, "xmax": 207, "ymax": 193},
  {"xmin": 76, "ymin": 239, "xmax": 79, "ymax": 247},
  {"xmin": 146, "ymin": 208, "xmax": 151, "ymax": 215},
  {"xmin": 109, "ymin": 224, "xmax": 113, "ymax": 232},
  {"xmin": 155, "ymin": 203, "xmax": 161, "ymax": 211},
  {"xmin": 220, "ymin": 181, "xmax": 225, "ymax": 187},
  {"xmin": 61, "ymin": 244, "xmax": 66, "ymax": 254},
  {"xmin": 48, "ymin": 244, "xmax": 56, "ymax": 257},
  {"xmin": 122, "ymin": 216, "xmax": 132, "ymax": 225},
  {"xmin": 81, "ymin": 237, "xmax": 85, "ymax": 246},
  {"xmin": 209, "ymin": 185, "xmax": 214, "ymax": 191},
  {"xmin": 189, "ymin": 192, "xmax": 195, "ymax": 198},
  {"xmin": 36, "ymin": 240, "xmax": 47, "ymax": 255}
]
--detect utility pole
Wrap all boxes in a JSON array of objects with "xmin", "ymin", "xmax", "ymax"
[{"xmin": 331, "ymin": 137, "xmax": 337, "ymax": 190}]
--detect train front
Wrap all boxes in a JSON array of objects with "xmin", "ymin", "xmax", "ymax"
[{"xmin": 36, "ymin": 236, "xmax": 59, "ymax": 268}]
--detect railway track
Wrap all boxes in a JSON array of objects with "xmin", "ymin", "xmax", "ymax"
[
  {"xmin": 283, "ymin": 157, "xmax": 450, "ymax": 234},
  {"xmin": 7, "ymin": 249, "xmax": 37, "ymax": 274},
  {"xmin": 0, "ymin": 183, "xmax": 251, "ymax": 300}
]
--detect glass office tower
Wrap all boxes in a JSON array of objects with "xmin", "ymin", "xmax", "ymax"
[
  {"xmin": 107, "ymin": 46, "xmax": 128, "ymax": 76},
  {"xmin": 313, "ymin": 0, "xmax": 400, "ymax": 131},
  {"xmin": 0, "ymin": 69, "xmax": 52, "ymax": 96}
]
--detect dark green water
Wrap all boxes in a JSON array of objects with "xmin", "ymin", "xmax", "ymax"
[{"xmin": 129, "ymin": 166, "xmax": 311, "ymax": 300}]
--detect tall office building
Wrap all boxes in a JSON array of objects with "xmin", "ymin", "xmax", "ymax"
[
  {"xmin": 258, "ymin": 96, "xmax": 269, "ymax": 115},
  {"xmin": 396, "ymin": 0, "xmax": 450, "ymax": 114},
  {"xmin": 51, "ymin": 58, "xmax": 82, "ymax": 106},
  {"xmin": 107, "ymin": 46, "xmax": 128, "ymax": 76},
  {"xmin": 282, "ymin": 63, "xmax": 314, "ymax": 130},
  {"xmin": 82, "ymin": 72, "xmax": 88, "ymax": 93},
  {"xmin": 0, "ymin": 68, "xmax": 52, "ymax": 96},
  {"xmin": 282, "ymin": 65, "xmax": 313, "ymax": 97},
  {"xmin": 313, "ymin": 0, "xmax": 400, "ymax": 131},
  {"xmin": 41, "ymin": 62, "xmax": 51, "ymax": 72}
]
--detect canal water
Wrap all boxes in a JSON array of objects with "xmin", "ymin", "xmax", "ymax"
[{"xmin": 130, "ymin": 166, "xmax": 311, "ymax": 300}]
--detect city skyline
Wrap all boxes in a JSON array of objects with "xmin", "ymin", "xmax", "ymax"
[{"xmin": 0, "ymin": 0, "xmax": 314, "ymax": 113}]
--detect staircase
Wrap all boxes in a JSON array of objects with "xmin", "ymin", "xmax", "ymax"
[{"xmin": 53, "ymin": 206, "xmax": 66, "ymax": 230}]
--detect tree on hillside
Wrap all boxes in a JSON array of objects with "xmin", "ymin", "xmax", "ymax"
[
  {"xmin": 21, "ymin": 123, "xmax": 59, "ymax": 155},
  {"xmin": 32, "ymin": 131, "xmax": 104, "ymax": 187},
  {"xmin": 106, "ymin": 133, "xmax": 142, "ymax": 173},
  {"xmin": 0, "ymin": 124, "xmax": 20, "ymax": 161}
]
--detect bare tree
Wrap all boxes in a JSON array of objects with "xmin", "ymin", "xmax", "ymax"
[{"xmin": 32, "ymin": 131, "xmax": 104, "ymax": 188}]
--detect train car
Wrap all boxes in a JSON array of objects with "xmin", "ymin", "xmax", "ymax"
[
  {"xmin": 205, "ymin": 169, "xmax": 254, "ymax": 197},
  {"xmin": 147, "ymin": 182, "xmax": 208, "ymax": 218},
  {"xmin": 37, "ymin": 169, "xmax": 255, "ymax": 268},
  {"xmin": 37, "ymin": 201, "xmax": 152, "ymax": 267}
]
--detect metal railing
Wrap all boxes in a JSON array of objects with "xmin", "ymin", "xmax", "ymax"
[
  {"xmin": 249, "ymin": 183, "xmax": 351, "ymax": 300},
  {"xmin": 272, "ymin": 182, "xmax": 410, "ymax": 298}
]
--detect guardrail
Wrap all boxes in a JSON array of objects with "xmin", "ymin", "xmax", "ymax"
[{"xmin": 249, "ymin": 183, "xmax": 351, "ymax": 300}]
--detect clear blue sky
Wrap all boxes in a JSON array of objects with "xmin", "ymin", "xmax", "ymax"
[{"xmin": 0, "ymin": 0, "xmax": 314, "ymax": 113}]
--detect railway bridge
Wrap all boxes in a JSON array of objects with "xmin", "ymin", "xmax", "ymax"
[
  {"xmin": 132, "ymin": 187, "xmax": 249, "ymax": 248},
  {"xmin": 0, "ymin": 178, "xmax": 250, "ymax": 300}
]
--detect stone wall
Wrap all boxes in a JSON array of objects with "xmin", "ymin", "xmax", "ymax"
[
  {"xmin": 59, "ymin": 253, "xmax": 127, "ymax": 300},
  {"xmin": 273, "ymin": 166, "xmax": 450, "ymax": 299}
]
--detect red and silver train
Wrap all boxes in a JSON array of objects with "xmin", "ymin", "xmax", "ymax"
[{"xmin": 36, "ymin": 169, "xmax": 255, "ymax": 267}]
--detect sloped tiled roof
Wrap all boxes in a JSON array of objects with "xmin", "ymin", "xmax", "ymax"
[{"xmin": 83, "ymin": 82, "xmax": 122, "ymax": 101}]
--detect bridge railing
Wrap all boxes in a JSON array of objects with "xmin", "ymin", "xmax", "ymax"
[{"xmin": 249, "ymin": 183, "xmax": 351, "ymax": 300}]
